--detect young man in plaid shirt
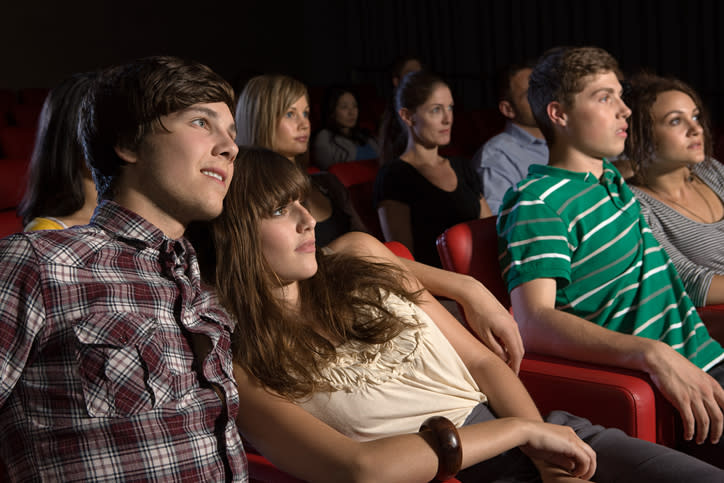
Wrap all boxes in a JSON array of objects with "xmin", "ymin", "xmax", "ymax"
[{"xmin": 0, "ymin": 57, "xmax": 246, "ymax": 481}]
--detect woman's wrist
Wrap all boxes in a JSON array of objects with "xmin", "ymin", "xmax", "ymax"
[{"xmin": 419, "ymin": 416, "xmax": 462, "ymax": 481}]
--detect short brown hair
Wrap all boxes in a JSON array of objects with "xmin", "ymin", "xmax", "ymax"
[
  {"xmin": 80, "ymin": 56, "xmax": 235, "ymax": 200},
  {"xmin": 528, "ymin": 46, "xmax": 622, "ymax": 145},
  {"xmin": 624, "ymin": 72, "xmax": 713, "ymax": 185}
]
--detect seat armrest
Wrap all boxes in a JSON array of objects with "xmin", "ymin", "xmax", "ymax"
[
  {"xmin": 247, "ymin": 451, "xmax": 305, "ymax": 483},
  {"xmin": 520, "ymin": 352, "xmax": 676, "ymax": 445}
]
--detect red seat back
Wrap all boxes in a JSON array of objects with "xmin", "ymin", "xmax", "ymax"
[
  {"xmin": 328, "ymin": 159, "xmax": 382, "ymax": 239},
  {"xmin": 0, "ymin": 159, "xmax": 29, "ymax": 210},
  {"xmin": 0, "ymin": 126, "xmax": 36, "ymax": 160},
  {"xmin": 436, "ymin": 216, "xmax": 510, "ymax": 307},
  {"xmin": 0, "ymin": 158, "xmax": 29, "ymax": 238}
]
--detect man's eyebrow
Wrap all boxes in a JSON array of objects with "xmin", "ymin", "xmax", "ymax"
[
  {"xmin": 183, "ymin": 106, "xmax": 219, "ymax": 118},
  {"xmin": 182, "ymin": 106, "xmax": 236, "ymax": 137}
]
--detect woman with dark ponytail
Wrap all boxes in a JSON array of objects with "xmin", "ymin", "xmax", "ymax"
[{"xmin": 375, "ymin": 71, "xmax": 492, "ymax": 267}]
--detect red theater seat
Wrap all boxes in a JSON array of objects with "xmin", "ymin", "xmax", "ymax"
[
  {"xmin": 0, "ymin": 158, "xmax": 28, "ymax": 238},
  {"xmin": 0, "ymin": 126, "xmax": 36, "ymax": 160},
  {"xmin": 328, "ymin": 159, "xmax": 383, "ymax": 239}
]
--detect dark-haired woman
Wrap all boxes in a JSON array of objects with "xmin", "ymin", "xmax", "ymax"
[
  {"xmin": 624, "ymin": 73, "xmax": 724, "ymax": 307},
  {"xmin": 197, "ymin": 146, "xmax": 723, "ymax": 483},
  {"xmin": 311, "ymin": 87, "xmax": 379, "ymax": 169},
  {"xmin": 18, "ymin": 72, "xmax": 98, "ymax": 231},
  {"xmin": 375, "ymin": 71, "xmax": 492, "ymax": 268}
]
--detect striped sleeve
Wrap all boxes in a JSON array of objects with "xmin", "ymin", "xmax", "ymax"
[
  {"xmin": 636, "ymin": 197, "xmax": 714, "ymax": 306},
  {"xmin": 497, "ymin": 182, "xmax": 572, "ymax": 292}
]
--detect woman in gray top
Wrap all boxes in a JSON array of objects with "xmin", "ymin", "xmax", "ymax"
[{"xmin": 624, "ymin": 73, "xmax": 724, "ymax": 307}]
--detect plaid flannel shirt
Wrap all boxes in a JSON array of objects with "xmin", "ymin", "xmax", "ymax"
[{"xmin": 0, "ymin": 201, "xmax": 247, "ymax": 482}]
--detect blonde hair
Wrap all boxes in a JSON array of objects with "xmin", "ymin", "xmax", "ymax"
[{"xmin": 235, "ymin": 74, "xmax": 309, "ymax": 152}]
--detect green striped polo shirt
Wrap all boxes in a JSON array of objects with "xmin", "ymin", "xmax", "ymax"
[{"xmin": 497, "ymin": 160, "xmax": 724, "ymax": 371}]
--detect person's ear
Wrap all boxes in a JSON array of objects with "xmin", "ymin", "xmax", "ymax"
[
  {"xmin": 398, "ymin": 108, "xmax": 415, "ymax": 128},
  {"xmin": 547, "ymin": 101, "xmax": 568, "ymax": 127},
  {"xmin": 498, "ymin": 100, "xmax": 516, "ymax": 120},
  {"xmin": 114, "ymin": 145, "xmax": 139, "ymax": 164}
]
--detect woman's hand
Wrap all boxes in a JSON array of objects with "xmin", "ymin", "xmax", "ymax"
[
  {"xmin": 519, "ymin": 420, "xmax": 597, "ymax": 481},
  {"xmin": 460, "ymin": 293, "xmax": 524, "ymax": 374}
]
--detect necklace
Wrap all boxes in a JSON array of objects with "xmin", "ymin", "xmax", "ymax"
[{"xmin": 646, "ymin": 176, "xmax": 719, "ymax": 223}]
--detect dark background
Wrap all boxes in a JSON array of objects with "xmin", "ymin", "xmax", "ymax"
[{"xmin": 2, "ymin": 0, "xmax": 723, "ymax": 122}]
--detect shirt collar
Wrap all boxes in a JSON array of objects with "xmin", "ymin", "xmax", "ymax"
[
  {"xmin": 506, "ymin": 121, "xmax": 546, "ymax": 146},
  {"xmin": 91, "ymin": 200, "xmax": 180, "ymax": 252},
  {"xmin": 529, "ymin": 158, "xmax": 621, "ymax": 184}
]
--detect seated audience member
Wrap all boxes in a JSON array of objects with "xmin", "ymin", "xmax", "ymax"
[
  {"xmin": 311, "ymin": 86, "xmax": 379, "ymax": 169},
  {"xmin": 237, "ymin": 74, "xmax": 524, "ymax": 374},
  {"xmin": 624, "ymin": 73, "xmax": 724, "ymax": 307},
  {"xmin": 236, "ymin": 74, "xmax": 368, "ymax": 246},
  {"xmin": 497, "ymin": 46, "xmax": 724, "ymax": 466},
  {"xmin": 18, "ymin": 72, "xmax": 98, "ymax": 230},
  {"xmin": 379, "ymin": 54, "xmax": 424, "ymax": 163},
  {"xmin": 0, "ymin": 57, "xmax": 246, "ymax": 480},
  {"xmin": 374, "ymin": 71, "xmax": 493, "ymax": 268},
  {"xmin": 471, "ymin": 62, "xmax": 548, "ymax": 214},
  {"xmin": 195, "ymin": 145, "xmax": 723, "ymax": 483}
]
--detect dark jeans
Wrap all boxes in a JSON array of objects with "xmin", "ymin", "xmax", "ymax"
[{"xmin": 456, "ymin": 404, "xmax": 723, "ymax": 483}]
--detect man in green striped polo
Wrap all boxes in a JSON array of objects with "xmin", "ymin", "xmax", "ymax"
[{"xmin": 497, "ymin": 46, "xmax": 724, "ymax": 463}]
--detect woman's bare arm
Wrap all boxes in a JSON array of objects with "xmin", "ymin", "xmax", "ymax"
[{"xmin": 235, "ymin": 364, "xmax": 595, "ymax": 483}]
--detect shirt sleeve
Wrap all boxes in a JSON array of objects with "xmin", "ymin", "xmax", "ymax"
[
  {"xmin": 497, "ymin": 188, "xmax": 573, "ymax": 293},
  {"xmin": 480, "ymin": 146, "xmax": 523, "ymax": 215},
  {"xmin": 0, "ymin": 235, "xmax": 46, "ymax": 406},
  {"xmin": 638, "ymin": 197, "xmax": 713, "ymax": 307},
  {"xmin": 311, "ymin": 130, "xmax": 336, "ymax": 170},
  {"xmin": 373, "ymin": 161, "xmax": 415, "ymax": 208}
]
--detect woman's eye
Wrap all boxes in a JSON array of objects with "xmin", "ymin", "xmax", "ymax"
[
  {"xmin": 285, "ymin": 111, "xmax": 294, "ymax": 118},
  {"xmin": 693, "ymin": 114, "xmax": 700, "ymax": 122},
  {"xmin": 670, "ymin": 118, "xmax": 680, "ymax": 126},
  {"xmin": 431, "ymin": 106, "xmax": 441, "ymax": 113},
  {"xmin": 303, "ymin": 111, "xmax": 310, "ymax": 119},
  {"xmin": 272, "ymin": 206, "xmax": 286, "ymax": 216}
]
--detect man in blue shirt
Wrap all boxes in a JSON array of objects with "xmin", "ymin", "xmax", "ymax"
[{"xmin": 472, "ymin": 62, "xmax": 548, "ymax": 213}]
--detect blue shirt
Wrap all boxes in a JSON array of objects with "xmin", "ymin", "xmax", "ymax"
[{"xmin": 472, "ymin": 121, "xmax": 548, "ymax": 214}]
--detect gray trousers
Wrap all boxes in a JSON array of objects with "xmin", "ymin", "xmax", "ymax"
[{"xmin": 456, "ymin": 404, "xmax": 723, "ymax": 483}]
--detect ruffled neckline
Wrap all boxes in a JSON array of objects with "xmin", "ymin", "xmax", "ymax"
[{"xmin": 316, "ymin": 294, "xmax": 423, "ymax": 392}]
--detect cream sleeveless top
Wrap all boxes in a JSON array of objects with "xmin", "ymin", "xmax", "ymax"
[{"xmin": 298, "ymin": 292, "xmax": 487, "ymax": 441}]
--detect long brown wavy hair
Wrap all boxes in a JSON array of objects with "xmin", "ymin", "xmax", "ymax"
[
  {"xmin": 623, "ymin": 72, "xmax": 713, "ymax": 186},
  {"xmin": 199, "ymin": 146, "xmax": 420, "ymax": 399}
]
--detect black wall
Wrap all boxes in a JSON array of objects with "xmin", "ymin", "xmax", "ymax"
[{"xmin": 2, "ymin": 0, "xmax": 723, "ymax": 121}]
